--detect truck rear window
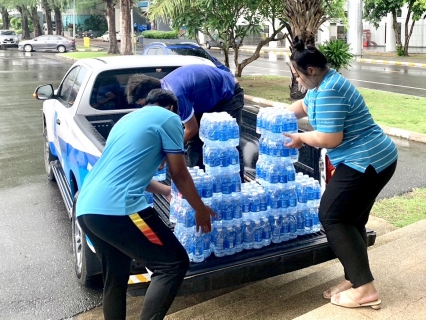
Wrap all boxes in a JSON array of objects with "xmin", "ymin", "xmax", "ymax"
[{"xmin": 90, "ymin": 66, "xmax": 180, "ymax": 110}]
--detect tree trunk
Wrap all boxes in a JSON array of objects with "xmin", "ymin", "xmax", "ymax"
[
  {"xmin": 30, "ymin": 6, "xmax": 42, "ymax": 37},
  {"xmin": 17, "ymin": 7, "xmax": 31, "ymax": 40},
  {"xmin": 106, "ymin": 0, "xmax": 120, "ymax": 54},
  {"xmin": 392, "ymin": 12, "xmax": 401, "ymax": 47},
  {"xmin": 1, "ymin": 7, "xmax": 10, "ymax": 30},
  {"xmin": 53, "ymin": 7, "xmax": 63, "ymax": 36},
  {"xmin": 42, "ymin": 0, "xmax": 53, "ymax": 35},
  {"xmin": 403, "ymin": 8, "xmax": 413, "ymax": 56},
  {"xmin": 120, "ymin": 0, "xmax": 133, "ymax": 55}
]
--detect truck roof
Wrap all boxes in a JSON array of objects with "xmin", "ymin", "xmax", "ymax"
[{"xmin": 75, "ymin": 55, "xmax": 216, "ymax": 71}]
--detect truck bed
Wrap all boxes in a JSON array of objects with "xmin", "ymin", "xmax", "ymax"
[{"xmin": 125, "ymin": 106, "xmax": 376, "ymax": 296}]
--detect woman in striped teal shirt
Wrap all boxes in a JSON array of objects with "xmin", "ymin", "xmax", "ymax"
[{"xmin": 285, "ymin": 36, "xmax": 397, "ymax": 310}]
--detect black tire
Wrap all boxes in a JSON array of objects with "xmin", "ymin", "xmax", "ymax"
[
  {"xmin": 24, "ymin": 44, "xmax": 32, "ymax": 52},
  {"xmin": 57, "ymin": 45, "xmax": 66, "ymax": 53},
  {"xmin": 206, "ymin": 42, "xmax": 211, "ymax": 49},
  {"xmin": 43, "ymin": 126, "xmax": 57, "ymax": 181},
  {"xmin": 72, "ymin": 194, "xmax": 102, "ymax": 287}
]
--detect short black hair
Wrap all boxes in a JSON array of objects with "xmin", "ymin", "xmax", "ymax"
[
  {"xmin": 125, "ymin": 74, "xmax": 161, "ymax": 104},
  {"xmin": 146, "ymin": 89, "xmax": 179, "ymax": 114}
]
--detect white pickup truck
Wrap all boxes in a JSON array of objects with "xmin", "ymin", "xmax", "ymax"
[{"xmin": 34, "ymin": 55, "xmax": 376, "ymax": 296}]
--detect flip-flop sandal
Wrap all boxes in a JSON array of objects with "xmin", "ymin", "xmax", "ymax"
[{"xmin": 331, "ymin": 290, "xmax": 381, "ymax": 310}]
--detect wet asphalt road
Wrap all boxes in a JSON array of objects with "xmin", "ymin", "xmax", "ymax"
[
  {"xmin": 0, "ymin": 50, "xmax": 102, "ymax": 320},
  {"xmin": 0, "ymin": 48, "xmax": 425, "ymax": 320}
]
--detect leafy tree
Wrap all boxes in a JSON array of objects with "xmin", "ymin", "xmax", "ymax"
[
  {"xmin": 148, "ymin": 0, "xmax": 287, "ymax": 77},
  {"xmin": 148, "ymin": 0, "xmax": 346, "ymax": 81},
  {"xmin": 364, "ymin": 0, "xmax": 426, "ymax": 56},
  {"xmin": 83, "ymin": 14, "xmax": 108, "ymax": 33},
  {"xmin": 1, "ymin": 6, "xmax": 10, "ymax": 29}
]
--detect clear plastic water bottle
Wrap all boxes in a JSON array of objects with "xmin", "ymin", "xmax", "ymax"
[
  {"xmin": 272, "ymin": 215, "xmax": 282, "ymax": 244},
  {"xmin": 224, "ymin": 226, "xmax": 236, "ymax": 256},
  {"xmin": 234, "ymin": 221, "xmax": 243, "ymax": 253},
  {"xmin": 296, "ymin": 203, "xmax": 306, "ymax": 236},
  {"xmin": 262, "ymin": 217, "xmax": 272, "ymax": 246},
  {"xmin": 222, "ymin": 193, "xmax": 234, "ymax": 228},
  {"xmin": 213, "ymin": 227, "xmax": 226, "ymax": 257},
  {"xmin": 258, "ymin": 190, "xmax": 268, "ymax": 219},
  {"xmin": 288, "ymin": 210, "xmax": 297, "ymax": 240},
  {"xmin": 232, "ymin": 192, "xmax": 242, "ymax": 221},
  {"xmin": 203, "ymin": 231, "xmax": 211, "ymax": 259},
  {"xmin": 242, "ymin": 220, "xmax": 254, "ymax": 250},
  {"xmin": 253, "ymin": 219, "xmax": 263, "ymax": 249},
  {"xmin": 280, "ymin": 211, "xmax": 290, "ymax": 242},
  {"xmin": 250, "ymin": 192, "xmax": 260, "ymax": 221},
  {"xmin": 181, "ymin": 227, "xmax": 194, "ymax": 261},
  {"xmin": 193, "ymin": 230, "xmax": 205, "ymax": 263}
]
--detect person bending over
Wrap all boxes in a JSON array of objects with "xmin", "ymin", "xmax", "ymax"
[
  {"xmin": 76, "ymin": 89, "xmax": 215, "ymax": 320},
  {"xmin": 126, "ymin": 64, "xmax": 245, "ymax": 181}
]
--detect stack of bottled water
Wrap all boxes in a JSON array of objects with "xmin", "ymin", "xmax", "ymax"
[
  {"xmin": 168, "ymin": 109, "xmax": 323, "ymax": 264},
  {"xmin": 255, "ymin": 106, "xmax": 322, "ymax": 238},
  {"xmin": 170, "ymin": 167, "xmax": 213, "ymax": 263},
  {"xmin": 200, "ymin": 112, "xmax": 243, "ymax": 258}
]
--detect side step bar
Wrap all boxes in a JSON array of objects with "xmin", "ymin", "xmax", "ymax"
[{"xmin": 51, "ymin": 160, "xmax": 73, "ymax": 218}]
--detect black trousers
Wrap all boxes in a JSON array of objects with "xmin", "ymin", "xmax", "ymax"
[
  {"xmin": 319, "ymin": 161, "xmax": 397, "ymax": 288},
  {"xmin": 78, "ymin": 208, "xmax": 189, "ymax": 320},
  {"xmin": 186, "ymin": 83, "xmax": 245, "ymax": 181}
]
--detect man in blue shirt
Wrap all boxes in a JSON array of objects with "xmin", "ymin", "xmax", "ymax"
[
  {"xmin": 126, "ymin": 64, "xmax": 245, "ymax": 180},
  {"xmin": 76, "ymin": 89, "xmax": 215, "ymax": 320}
]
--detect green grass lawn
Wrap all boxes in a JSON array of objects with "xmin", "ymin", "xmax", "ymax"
[{"xmin": 371, "ymin": 188, "xmax": 426, "ymax": 227}]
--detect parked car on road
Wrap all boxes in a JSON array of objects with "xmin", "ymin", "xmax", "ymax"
[
  {"xmin": 142, "ymin": 42, "xmax": 231, "ymax": 72},
  {"xmin": 0, "ymin": 30, "xmax": 19, "ymax": 47},
  {"xmin": 101, "ymin": 31, "xmax": 121, "ymax": 42},
  {"xmin": 18, "ymin": 35, "xmax": 75, "ymax": 53}
]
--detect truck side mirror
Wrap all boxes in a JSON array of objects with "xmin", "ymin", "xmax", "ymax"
[{"xmin": 34, "ymin": 84, "xmax": 54, "ymax": 100}]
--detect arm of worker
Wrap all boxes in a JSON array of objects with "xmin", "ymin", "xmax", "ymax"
[
  {"xmin": 167, "ymin": 153, "xmax": 216, "ymax": 233},
  {"xmin": 285, "ymin": 99, "xmax": 308, "ymax": 119},
  {"xmin": 146, "ymin": 179, "xmax": 171, "ymax": 202},
  {"xmin": 183, "ymin": 115, "xmax": 199, "ymax": 144},
  {"xmin": 284, "ymin": 131, "xmax": 343, "ymax": 149}
]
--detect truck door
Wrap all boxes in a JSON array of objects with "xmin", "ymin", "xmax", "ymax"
[{"xmin": 52, "ymin": 66, "xmax": 87, "ymax": 175}]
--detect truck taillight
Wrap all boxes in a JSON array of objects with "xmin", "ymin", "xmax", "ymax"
[{"xmin": 325, "ymin": 155, "xmax": 335, "ymax": 184}]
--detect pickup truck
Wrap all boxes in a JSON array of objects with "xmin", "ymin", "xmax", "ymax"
[{"xmin": 34, "ymin": 55, "xmax": 376, "ymax": 296}]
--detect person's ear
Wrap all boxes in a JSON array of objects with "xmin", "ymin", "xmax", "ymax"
[{"xmin": 307, "ymin": 66, "xmax": 315, "ymax": 76}]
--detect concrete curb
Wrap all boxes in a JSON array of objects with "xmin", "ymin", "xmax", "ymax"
[
  {"xmin": 244, "ymin": 94, "xmax": 426, "ymax": 144},
  {"xmin": 357, "ymin": 57, "xmax": 426, "ymax": 68}
]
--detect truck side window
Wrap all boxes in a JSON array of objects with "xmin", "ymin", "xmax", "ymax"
[{"xmin": 57, "ymin": 66, "xmax": 87, "ymax": 108}]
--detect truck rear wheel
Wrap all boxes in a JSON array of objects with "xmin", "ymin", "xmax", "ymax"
[
  {"xmin": 72, "ymin": 195, "xmax": 102, "ymax": 287},
  {"xmin": 43, "ymin": 126, "xmax": 57, "ymax": 181}
]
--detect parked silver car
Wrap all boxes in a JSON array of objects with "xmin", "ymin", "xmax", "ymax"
[
  {"xmin": 0, "ymin": 30, "xmax": 19, "ymax": 47},
  {"xmin": 18, "ymin": 35, "xmax": 75, "ymax": 53}
]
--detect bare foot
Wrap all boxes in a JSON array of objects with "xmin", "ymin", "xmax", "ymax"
[
  {"xmin": 334, "ymin": 282, "xmax": 379, "ymax": 305},
  {"xmin": 323, "ymin": 279, "xmax": 353, "ymax": 299}
]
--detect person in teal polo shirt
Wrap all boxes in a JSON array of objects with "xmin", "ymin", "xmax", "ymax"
[
  {"xmin": 285, "ymin": 36, "xmax": 397, "ymax": 310},
  {"xmin": 76, "ymin": 89, "xmax": 215, "ymax": 320}
]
